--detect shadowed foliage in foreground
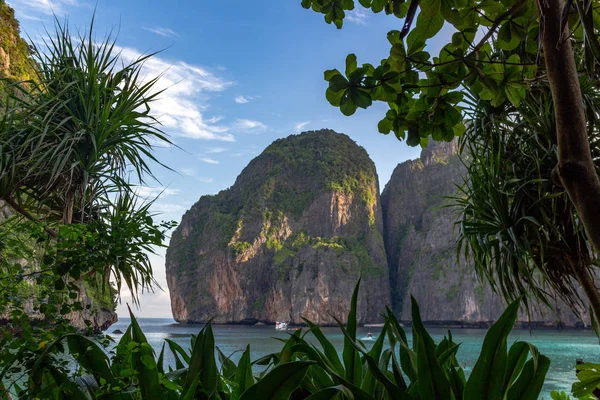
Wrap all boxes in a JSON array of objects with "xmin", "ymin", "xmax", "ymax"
[{"xmin": 6, "ymin": 281, "xmax": 553, "ymax": 400}]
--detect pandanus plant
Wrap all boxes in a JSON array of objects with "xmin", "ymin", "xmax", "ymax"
[{"xmin": 11, "ymin": 280, "xmax": 551, "ymax": 400}]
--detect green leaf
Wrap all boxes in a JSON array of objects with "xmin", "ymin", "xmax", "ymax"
[
  {"xmin": 217, "ymin": 346, "xmax": 237, "ymax": 380},
  {"xmin": 453, "ymin": 122, "xmax": 466, "ymax": 136},
  {"xmin": 503, "ymin": 341, "xmax": 530, "ymax": 395},
  {"xmin": 362, "ymin": 323, "xmax": 389, "ymax": 393},
  {"xmin": 378, "ymin": 116, "xmax": 393, "ymax": 134},
  {"xmin": 506, "ymin": 355, "xmax": 550, "ymax": 400},
  {"xmin": 413, "ymin": 11, "xmax": 444, "ymax": 40},
  {"xmin": 303, "ymin": 318, "xmax": 345, "ymax": 376},
  {"xmin": 343, "ymin": 279, "xmax": 363, "ymax": 385},
  {"xmin": 65, "ymin": 335, "xmax": 115, "ymax": 385},
  {"xmin": 240, "ymin": 361, "xmax": 315, "ymax": 400},
  {"xmin": 324, "ymin": 69, "xmax": 342, "ymax": 81},
  {"xmin": 184, "ymin": 322, "xmax": 218, "ymax": 396},
  {"xmin": 389, "ymin": 43, "xmax": 408, "ymax": 73},
  {"xmin": 385, "ymin": 307, "xmax": 417, "ymax": 384},
  {"xmin": 305, "ymin": 385, "xmax": 354, "ymax": 400},
  {"xmin": 236, "ymin": 344, "xmax": 254, "ymax": 395},
  {"xmin": 340, "ymin": 94, "xmax": 359, "ymax": 116},
  {"xmin": 372, "ymin": 0, "xmax": 388, "ymax": 13},
  {"xmin": 180, "ymin": 375, "xmax": 200, "ymax": 400},
  {"xmin": 346, "ymin": 54, "xmax": 358, "ymax": 76},
  {"xmin": 165, "ymin": 338, "xmax": 191, "ymax": 366},
  {"xmin": 497, "ymin": 23, "xmax": 520, "ymax": 50},
  {"xmin": 350, "ymin": 88, "xmax": 372, "ymax": 108},
  {"xmin": 410, "ymin": 296, "xmax": 453, "ymax": 399},
  {"xmin": 505, "ymin": 84, "xmax": 526, "ymax": 107},
  {"xmin": 326, "ymin": 88, "xmax": 345, "ymax": 106},
  {"xmin": 329, "ymin": 75, "xmax": 350, "ymax": 92},
  {"xmin": 128, "ymin": 307, "xmax": 165, "ymax": 400},
  {"xmin": 406, "ymin": 125, "xmax": 421, "ymax": 146},
  {"xmin": 47, "ymin": 365, "xmax": 90, "ymax": 400},
  {"xmin": 334, "ymin": 316, "xmax": 411, "ymax": 400},
  {"xmin": 448, "ymin": 366, "xmax": 466, "ymax": 399},
  {"xmin": 463, "ymin": 298, "xmax": 521, "ymax": 400},
  {"xmin": 157, "ymin": 342, "xmax": 165, "ymax": 375},
  {"xmin": 420, "ymin": 0, "xmax": 441, "ymax": 17}
]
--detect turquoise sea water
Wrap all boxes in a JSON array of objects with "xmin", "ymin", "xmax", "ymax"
[{"xmin": 109, "ymin": 318, "xmax": 600, "ymax": 399}]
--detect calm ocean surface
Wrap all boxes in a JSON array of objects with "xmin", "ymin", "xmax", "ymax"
[{"xmin": 109, "ymin": 318, "xmax": 600, "ymax": 399}]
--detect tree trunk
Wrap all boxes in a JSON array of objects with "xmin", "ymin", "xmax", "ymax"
[
  {"xmin": 539, "ymin": 0, "xmax": 600, "ymax": 323},
  {"xmin": 62, "ymin": 190, "xmax": 75, "ymax": 225},
  {"xmin": 572, "ymin": 257, "xmax": 600, "ymax": 325}
]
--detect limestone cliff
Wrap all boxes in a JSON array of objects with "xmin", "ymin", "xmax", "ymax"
[
  {"xmin": 381, "ymin": 140, "xmax": 589, "ymax": 328},
  {"xmin": 166, "ymin": 130, "xmax": 390, "ymax": 325},
  {"xmin": 0, "ymin": 0, "xmax": 36, "ymax": 102}
]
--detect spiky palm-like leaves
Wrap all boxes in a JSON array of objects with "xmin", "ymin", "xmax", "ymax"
[
  {"xmin": 0, "ymin": 19, "xmax": 171, "ymax": 224},
  {"xmin": 456, "ymin": 81, "xmax": 600, "ymax": 316},
  {"xmin": 0, "ymin": 19, "xmax": 173, "ymax": 301}
]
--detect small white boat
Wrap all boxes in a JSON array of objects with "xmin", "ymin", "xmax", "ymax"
[{"xmin": 275, "ymin": 321, "xmax": 288, "ymax": 331}]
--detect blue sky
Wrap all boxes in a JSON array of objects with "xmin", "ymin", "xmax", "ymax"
[{"xmin": 8, "ymin": 0, "xmax": 448, "ymax": 318}]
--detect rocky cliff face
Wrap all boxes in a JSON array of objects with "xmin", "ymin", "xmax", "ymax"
[
  {"xmin": 0, "ymin": 0, "xmax": 36, "ymax": 100},
  {"xmin": 166, "ymin": 130, "xmax": 390, "ymax": 325},
  {"xmin": 381, "ymin": 140, "xmax": 589, "ymax": 328}
]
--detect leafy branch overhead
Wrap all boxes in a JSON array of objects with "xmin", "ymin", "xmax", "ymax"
[
  {"xmin": 301, "ymin": 0, "xmax": 600, "ymax": 337},
  {"xmin": 301, "ymin": 0, "xmax": 593, "ymax": 146}
]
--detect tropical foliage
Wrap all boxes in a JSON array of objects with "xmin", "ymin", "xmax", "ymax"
[
  {"xmin": 300, "ymin": 0, "xmax": 600, "ymax": 336},
  {"xmin": 455, "ymin": 82, "xmax": 600, "ymax": 314},
  {"xmin": 5, "ymin": 281, "xmax": 551, "ymax": 399},
  {"xmin": 0, "ymin": 16, "xmax": 175, "ymax": 399}
]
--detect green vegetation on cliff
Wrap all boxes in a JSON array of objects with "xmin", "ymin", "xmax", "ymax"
[
  {"xmin": 169, "ymin": 129, "xmax": 382, "ymax": 278},
  {"xmin": 0, "ymin": 0, "xmax": 36, "ymax": 101},
  {"xmin": 239, "ymin": 129, "xmax": 379, "ymax": 218},
  {"xmin": 166, "ymin": 129, "xmax": 390, "ymax": 325}
]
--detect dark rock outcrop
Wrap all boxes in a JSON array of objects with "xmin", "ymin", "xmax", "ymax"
[
  {"xmin": 381, "ymin": 139, "xmax": 589, "ymax": 328},
  {"xmin": 166, "ymin": 130, "xmax": 390, "ymax": 325}
]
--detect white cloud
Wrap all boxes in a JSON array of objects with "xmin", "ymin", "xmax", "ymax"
[
  {"xmin": 346, "ymin": 8, "xmax": 369, "ymax": 25},
  {"xmin": 207, "ymin": 147, "xmax": 227, "ymax": 154},
  {"xmin": 113, "ymin": 46, "xmax": 235, "ymax": 142},
  {"xmin": 10, "ymin": 0, "xmax": 78, "ymax": 15},
  {"xmin": 142, "ymin": 27, "xmax": 179, "ymax": 38},
  {"xmin": 234, "ymin": 119, "xmax": 267, "ymax": 132},
  {"xmin": 150, "ymin": 203, "xmax": 186, "ymax": 214},
  {"xmin": 179, "ymin": 117, "xmax": 235, "ymax": 141},
  {"xmin": 17, "ymin": 12, "xmax": 46, "ymax": 21},
  {"xmin": 206, "ymin": 116, "xmax": 224, "ymax": 124},
  {"xmin": 295, "ymin": 121, "xmax": 310, "ymax": 131},
  {"xmin": 180, "ymin": 168, "xmax": 195, "ymax": 176},
  {"xmin": 199, "ymin": 157, "xmax": 219, "ymax": 165},
  {"xmin": 135, "ymin": 186, "xmax": 179, "ymax": 199},
  {"xmin": 234, "ymin": 95, "xmax": 252, "ymax": 104},
  {"xmin": 197, "ymin": 177, "xmax": 214, "ymax": 183}
]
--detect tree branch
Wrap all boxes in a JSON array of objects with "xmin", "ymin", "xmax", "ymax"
[
  {"xmin": 471, "ymin": 0, "xmax": 528, "ymax": 52},
  {"xmin": 3, "ymin": 197, "xmax": 58, "ymax": 238}
]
